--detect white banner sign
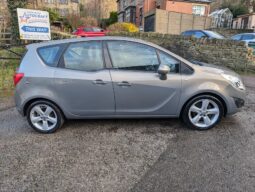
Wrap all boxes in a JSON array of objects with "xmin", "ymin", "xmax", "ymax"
[{"xmin": 17, "ymin": 8, "xmax": 51, "ymax": 40}]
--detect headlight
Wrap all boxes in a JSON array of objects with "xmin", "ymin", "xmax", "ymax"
[{"xmin": 221, "ymin": 74, "xmax": 245, "ymax": 90}]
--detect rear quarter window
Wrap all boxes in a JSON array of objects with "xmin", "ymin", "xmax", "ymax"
[{"xmin": 37, "ymin": 45, "xmax": 65, "ymax": 67}]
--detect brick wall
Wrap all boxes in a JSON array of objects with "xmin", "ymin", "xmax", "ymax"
[{"xmin": 108, "ymin": 32, "xmax": 254, "ymax": 71}]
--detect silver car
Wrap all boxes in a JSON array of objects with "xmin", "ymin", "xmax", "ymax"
[{"xmin": 14, "ymin": 37, "xmax": 246, "ymax": 133}]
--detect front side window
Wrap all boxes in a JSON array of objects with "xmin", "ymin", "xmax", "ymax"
[
  {"xmin": 158, "ymin": 51, "xmax": 180, "ymax": 73},
  {"xmin": 63, "ymin": 41, "xmax": 104, "ymax": 71},
  {"xmin": 92, "ymin": 27, "xmax": 102, "ymax": 32},
  {"xmin": 194, "ymin": 31, "xmax": 206, "ymax": 38},
  {"xmin": 107, "ymin": 41, "xmax": 159, "ymax": 72},
  {"xmin": 242, "ymin": 34, "xmax": 255, "ymax": 40}
]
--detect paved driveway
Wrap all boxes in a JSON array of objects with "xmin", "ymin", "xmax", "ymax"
[{"xmin": 0, "ymin": 77, "xmax": 255, "ymax": 192}]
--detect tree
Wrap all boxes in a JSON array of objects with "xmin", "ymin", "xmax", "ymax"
[
  {"xmin": 221, "ymin": 3, "xmax": 249, "ymax": 18},
  {"xmin": 100, "ymin": 11, "xmax": 118, "ymax": 28},
  {"xmin": 43, "ymin": 8, "xmax": 61, "ymax": 24},
  {"xmin": 7, "ymin": 0, "xmax": 27, "ymax": 43}
]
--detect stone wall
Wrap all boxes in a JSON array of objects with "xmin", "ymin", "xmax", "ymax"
[{"xmin": 108, "ymin": 32, "xmax": 254, "ymax": 71}]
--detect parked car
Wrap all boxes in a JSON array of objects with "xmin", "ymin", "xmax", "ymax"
[
  {"xmin": 231, "ymin": 33, "xmax": 255, "ymax": 55},
  {"xmin": 14, "ymin": 37, "xmax": 245, "ymax": 133},
  {"xmin": 231, "ymin": 33, "xmax": 255, "ymax": 45},
  {"xmin": 181, "ymin": 30, "xmax": 225, "ymax": 39},
  {"xmin": 72, "ymin": 26, "xmax": 106, "ymax": 37}
]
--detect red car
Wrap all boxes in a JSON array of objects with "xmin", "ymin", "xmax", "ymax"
[{"xmin": 72, "ymin": 26, "xmax": 106, "ymax": 37}]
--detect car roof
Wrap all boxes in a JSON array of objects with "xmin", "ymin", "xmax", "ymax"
[
  {"xmin": 183, "ymin": 29, "xmax": 207, "ymax": 32},
  {"xmin": 27, "ymin": 36, "xmax": 159, "ymax": 49},
  {"xmin": 231, "ymin": 33, "xmax": 255, "ymax": 37}
]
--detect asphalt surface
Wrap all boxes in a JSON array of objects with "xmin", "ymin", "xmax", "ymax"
[{"xmin": 0, "ymin": 77, "xmax": 255, "ymax": 192}]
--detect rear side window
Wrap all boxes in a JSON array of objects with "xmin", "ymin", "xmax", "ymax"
[
  {"xmin": 63, "ymin": 41, "xmax": 104, "ymax": 71},
  {"xmin": 38, "ymin": 45, "xmax": 63, "ymax": 67}
]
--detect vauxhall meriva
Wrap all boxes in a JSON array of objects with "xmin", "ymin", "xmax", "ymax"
[{"xmin": 14, "ymin": 37, "xmax": 246, "ymax": 133}]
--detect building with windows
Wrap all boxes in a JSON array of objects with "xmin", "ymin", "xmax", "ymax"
[
  {"xmin": 117, "ymin": 0, "xmax": 144, "ymax": 28},
  {"xmin": 117, "ymin": 0, "xmax": 212, "ymax": 29},
  {"xmin": 27, "ymin": 0, "xmax": 80, "ymax": 17},
  {"xmin": 80, "ymin": 0, "xmax": 117, "ymax": 19},
  {"xmin": 232, "ymin": 13, "xmax": 255, "ymax": 30},
  {"xmin": 144, "ymin": 0, "xmax": 212, "ymax": 16}
]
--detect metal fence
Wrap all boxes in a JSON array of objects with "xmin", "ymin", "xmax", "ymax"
[
  {"xmin": 0, "ymin": 44, "xmax": 26, "ymax": 97},
  {"xmin": 0, "ymin": 32, "xmax": 12, "ymax": 44}
]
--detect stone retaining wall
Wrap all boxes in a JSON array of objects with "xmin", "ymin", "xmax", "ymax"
[{"xmin": 108, "ymin": 32, "xmax": 254, "ymax": 72}]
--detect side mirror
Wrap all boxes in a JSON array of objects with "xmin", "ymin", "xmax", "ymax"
[
  {"xmin": 158, "ymin": 65, "xmax": 170, "ymax": 80},
  {"xmin": 158, "ymin": 64, "xmax": 170, "ymax": 75}
]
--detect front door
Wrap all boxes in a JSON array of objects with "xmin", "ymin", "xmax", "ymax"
[
  {"xmin": 106, "ymin": 40, "xmax": 182, "ymax": 116},
  {"xmin": 54, "ymin": 40, "xmax": 115, "ymax": 116}
]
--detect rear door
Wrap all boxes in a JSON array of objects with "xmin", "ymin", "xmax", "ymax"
[
  {"xmin": 54, "ymin": 40, "xmax": 115, "ymax": 116},
  {"xmin": 106, "ymin": 40, "xmax": 182, "ymax": 116}
]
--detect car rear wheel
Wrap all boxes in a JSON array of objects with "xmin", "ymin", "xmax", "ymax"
[
  {"xmin": 182, "ymin": 95, "xmax": 224, "ymax": 130},
  {"xmin": 26, "ymin": 100, "xmax": 64, "ymax": 133}
]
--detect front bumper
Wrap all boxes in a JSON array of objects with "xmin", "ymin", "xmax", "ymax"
[
  {"xmin": 233, "ymin": 97, "xmax": 245, "ymax": 108},
  {"xmin": 225, "ymin": 87, "xmax": 246, "ymax": 115}
]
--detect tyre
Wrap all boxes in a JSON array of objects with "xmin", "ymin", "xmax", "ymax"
[
  {"xmin": 182, "ymin": 95, "xmax": 224, "ymax": 130},
  {"xmin": 26, "ymin": 100, "xmax": 65, "ymax": 133}
]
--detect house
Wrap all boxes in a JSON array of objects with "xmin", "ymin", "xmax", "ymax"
[
  {"xmin": 117, "ymin": 0, "xmax": 212, "ymax": 29},
  {"xmin": 209, "ymin": 8, "xmax": 233, "ymax": 28},
  {"xmin": 144, "ymin": 0, "xmax": 212, "ymax": 16},
  {"xmin": 80, "ymin": 0, "xmax": 117, "ymax": 19},
  {"xmin": 232, "ymin": 13, "xmax": 255, "ymax": 30},
  {"xmin": 117, "ymin": 0, "xmax": 144, "ymax": 28},
  {"xmin": 27, "ymin": 0, "xmax": 80, "ymax": 17}
]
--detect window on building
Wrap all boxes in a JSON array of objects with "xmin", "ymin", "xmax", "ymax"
[
  {"xmin": 139, "ymin": 7, "xmax": 143, "ymax": 26},
  {"xmin": 59, "ymin": 0, "xmax": 68, "ymax": 4},
  {"xmin": 192, "ymin": 5, "xmax": 206, "ymax": 16}
]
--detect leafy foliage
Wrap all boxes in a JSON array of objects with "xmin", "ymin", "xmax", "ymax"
[
  {"xmin": 100, "ymin": 11, "xmax": 118, "ymax": 28},
  {"xmin": 107, "ymin": 22, "xmax": 139, "ymax": 33},
  {"xmin": 6, "ymin": 0, "xmax": 27, "ymax": 43},
  {"xmin": 43, "ymin": 8, "xmax": 61, "ymax": 24},
  {"xmin": 221, "ymin": 3, "xmax": 249, "ymax": 18}
]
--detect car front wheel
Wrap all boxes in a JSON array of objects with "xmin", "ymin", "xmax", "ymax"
[
  {"xmin": 26, "ymin": 100, "xmax": 64, "ymax": 133},
  {"xmin": 182, "ymin": 95, "xmax": 224, "ymax": 130}
]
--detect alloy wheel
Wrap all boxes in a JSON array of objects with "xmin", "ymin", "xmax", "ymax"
[
  {"xmin": 30, "ymin": 104, "xmax": 58, "ymax": 131},
  {"xmin": 188, "ymin": 99, "xmax": 220, "ymax": 129}
]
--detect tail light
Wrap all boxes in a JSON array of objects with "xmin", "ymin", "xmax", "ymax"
[{"xmin": 13, "ymin": 73, "xmax": 24, "ymax": 86}]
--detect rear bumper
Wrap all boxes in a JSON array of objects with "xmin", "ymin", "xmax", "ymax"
[{"xmin": 14, "ymin": 90, "xmax": 25, "ymax": 116}]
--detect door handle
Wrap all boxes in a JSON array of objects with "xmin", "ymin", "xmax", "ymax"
[
  {"xmin": 93, "ymin": 79, "xmax": 107, "ymax": 85},
  {"xmin": 117, "ymin": 81, "xmax": 131, "ymax": 87}
]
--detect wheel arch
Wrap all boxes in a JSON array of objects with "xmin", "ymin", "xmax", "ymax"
[
  {"xmin": 23, "ymin": 98, "xmax": 66, "ymax": 119},
  {"xmin": 179, "ymin": 92, "xmax": 228, "ymax": 117}
]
